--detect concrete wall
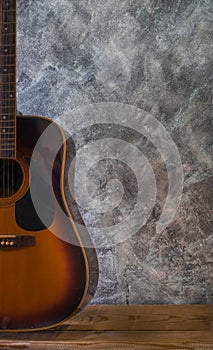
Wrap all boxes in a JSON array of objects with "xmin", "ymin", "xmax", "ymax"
[{"xmin": 17, "ymin": 0, "xmax": 212, "ymax": 304}]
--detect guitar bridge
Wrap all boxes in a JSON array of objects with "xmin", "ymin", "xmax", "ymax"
[{"xmin": 0, "ymin": 235, "xmax": 35, "ymax": 250}]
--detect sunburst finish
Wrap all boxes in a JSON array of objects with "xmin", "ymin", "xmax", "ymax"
[{"xmin": 0, "ymin": 115, "xmax": 98, "ymax": 331}]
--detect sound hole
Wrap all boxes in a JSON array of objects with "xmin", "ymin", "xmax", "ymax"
[{"xmin": 0, "ymin": 159, "xmax": 23, "ymax": 198}]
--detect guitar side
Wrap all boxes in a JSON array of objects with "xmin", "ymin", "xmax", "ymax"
[{"xmin": 0, "ymin": 114, "xmax": 98, "ymax": 331}]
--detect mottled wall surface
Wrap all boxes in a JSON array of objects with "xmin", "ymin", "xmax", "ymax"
[{"xmin": 16, "ymin": 1, "xmax": 212, "ymax": 303}]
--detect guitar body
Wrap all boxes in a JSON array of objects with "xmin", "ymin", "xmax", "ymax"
[{"xmin": 0, "ymin": 115, "xmax": 98, "ymax": 331}]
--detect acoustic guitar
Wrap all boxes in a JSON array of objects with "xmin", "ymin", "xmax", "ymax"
[{"xmin": 0, "ymin": 0, "xmax": 98, "ymax": 331}]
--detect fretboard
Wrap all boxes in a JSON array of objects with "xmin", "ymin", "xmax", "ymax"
[{"xmin": 0, "ymin": 0, "xmax": 16, "ymax": 158}]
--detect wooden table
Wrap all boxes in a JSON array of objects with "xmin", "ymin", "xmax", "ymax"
[{"xmin": 0, "ymin": 305, "xmax": 212, "ymax": 349}]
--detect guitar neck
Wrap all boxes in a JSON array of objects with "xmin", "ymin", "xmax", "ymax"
[{"xmin": 0, "ymin": 0, "xmax": 16, "ymax": 158}]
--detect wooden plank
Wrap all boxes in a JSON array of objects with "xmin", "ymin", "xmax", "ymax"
[
  {"xmin": 0, "ymin": 331, "xmax": 212, "ymax": 349},
  {"xmin": 0, "ymin": 305, "xmax": 212, "ymax": 349},
  {"xmin": 61, "ymin": 304, "xmax": 213, "ymax": 331}
]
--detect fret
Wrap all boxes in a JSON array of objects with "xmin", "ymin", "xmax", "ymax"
[
  {"xmin": 0, "ymin": 65, "xmax": 16, "ymax": 70},
  {"xmin": 0, "ymin": 119, "xmax": 15, "ymax": 121},
  {"xmin": 0, "ymin": 148, "xmax": 15, "ymax": 151},
  {"xmin": 0, "ymin": 21, "xmax": 16, "ymax": 25},
  {"xmin": 0, "ymin": 84, "xmax": 14, "ymax": 88},
  {"xmin": 1, "ymin": 13, "xmax": 16, "ymax": 24},
  {"xmin": 0, "ymin": 123, "xmax": 15, "ymax": 128},
  {"xmin": 0, "ymin": 105, "xmax": 15, "ymax": 110},
  {"xmin": 0, "ymin": 35, "xmax": 15, "ymax": 45},
  {"xmin": 0, "ymin": 112, "xmax": 15, "ymax": 115},
  {"xmin": 0, "ymin": 150, "xmax": 15, "ymax": 158},
  {"xmin": 0, "ymin": 143, "xmax": 15, "ymax": 147},
  {"xmin": 0, "ymin": 22, "xmax": 16, "ymax": 34},
  {"xmin": 0, "ymin": 84, "xmax": 16, "ymax": 93},
  {"xmin": 1, "ymin": 43, "xmax": 16, "ymax": 46},
  {"xmin": 0, "ymin": 69, "xmax": 16, "ymax": 78},
  {"xmin": 0, "ymin": 118, "xmax": 15, "ymax": 120},
  {"xmin": 0, "ymin": 134, "xmax": 15, "ymax": 139},
  {"xmin": 0, "ymin": 65, "xmax": 16, "ymax": 74},
  {"xmin": 0, "ymin": 91, "xmax": 15, "ymax": 97},
  {"xmin": 0, "ymin": 146, "xmax": 15, "ymax": 150},
  {"xmin": 0, "ymin": 54, "xmax": 15, "ymax": 65},
  {"xmin": 0, "ymin": 97, "xmax": 15, "ymax": 101},
  {"xmin": 0, "ymin": 75, "xmax": 15, "ymax": 84},
  {"xmin": 0, "ymin": 81, "xmax": 15, "ymax": 84},
  {"xmin": 1, "ymin": 142, "xmax": 14, "ymax": 150},
  {"xmin": 0, "ymin": 140, "xmax": 15, "ymax": 145},
  {"xmin": 0, "ymin": 112, "xmax": 15, "ymax": 116},
  {"xmin": 0, "ymin": 137, "xmax": 15, "ymax": 141},
  {"xmin": 0, "ymin": 116, "xmax": 15, "ymax": 120},
  {"xmin": 0, "ymin": 53, "xmax": 15, "ymax": 57},
  {"xmin": 0, "ymin": 139, "xmax": 15, "ymax": 143},
  {"xmin": 0, "ymin": 82, "xmax": 15, "ymax": 87},
  {"xmin": 0, "ymin": 33, "xmax": 16, "ymax": 36},
  {"xmin": 0, "ymin": 100, "xmax": 15, "ymax": 108},
  {"xmin": 0, "ymin": 114, "xmax": 14, "ymax": 119},
  {"xmin": 0, "ymin": 107, "xmax": 15, "ymax": 114},
  {"xmin": 0, "ymin": 88, "xmax": 15, "ymax": 92},
  {"xmin": 1, "ymin": 126, "xmax": 15, "ymax": 129},
  {"xmin": 0, "ymin": 123, "xmax": 15, "ymax": 129},
  {"xmin": 0, "ymin": 94, "xmax": 15, "ymax": 100},
  {"xmin": 1, "ymin": 10, "xmax": 16, "ymax": 13},
  {"xmin": 0, "ymin": 125, "xmax": 15, "ymax": 129},
  {"xmin": 0, "ymin": 106, "xmax": 15, "ymax": 113},
  {"xmin": 0, "ymin": 93, "xmax": 15, "ymax": 97},
  {"xmin": 0, "ymin": 129, "xmax": 14, "ymax": 133},
  {"xmin": 0, "ymin": 45, "xmax": 15, "ymax": 55},
  {"xmin": 0, "ymin": 131, "xmax": 15, "ymax": 137},
  {"xmin": 0, "ymin": 93, "xmax": 15, "ymax": 98},
  {"xmin": 0, "ymin": 93, "xmax": 15, "ymax": 99},
  {"xmin": 0, "ymin": 138, "xmax": 15, "ymax": 143},
  {"xmin": 0, "ymin": 99, "xmax": 15, "ymax": 106},
  {"xmin": 0, "ymin": 117, "xmax": 15, "ymax": 120},
  {"xmin": 0, "ymin": 149, "xmax": 15, "ymax": 152},
  {"xmin": 0, "ymin": 87, "xmax": 15, "ymax": 93},
  {"xmin": 0, "ymin": 113, "xmax": 15, "ymax": 119},
  {"xmin": 1, "ymin": 1, "xmax": 16, "ymax": 11},
  {"xmin": 0, "ymin": 134, "xmax": 15, "ymax": 142},
  {"xmin": 0, "ymin": 131, "xmax": 15, "ymax": 134},
  {"xmin": 0, "ymin": 148, "xmax": 15, "ymax": 152},
  {"xmin": 0, "ymin": 78, "xmax": 16, "ymax": 85},
  {"xmin": 0, "ymin": 10, "xmax": 16, "ymax": 14}
]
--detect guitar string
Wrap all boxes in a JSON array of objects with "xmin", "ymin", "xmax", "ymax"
[
  {"xmin": 0, "ymin": 0, "xmax": 1, "ymax": 197},
  {"xmin": 12, "ymin": 0, "xmax": 15, "ymax": 197},
  {"xmin": 3, "ymin": 0, "xmax": 9, "ymax": 198},
  {"xmin": 7, "ymin": 0, "xmax": 10, "ymax": 198},
  {"xmin": 5, "ymin": 0, "xmax": 14, "ymax": 197},
  {"xmin": 0, "ymin": 0, "xmax": 2, "ymax": 312},
  {"xmin": 7, "ymin": 0, "xmax": 12, "ymax": 198},
  {"xmin": 1, "ymin": 0, "xmax": 5, "ymax": 198},
  {"xmin": 6, "ymin": 0, "xmax": 10, "ymax": 198},
  {"xmin": 11, "ymin": 0, "xmax": 14, "ymax": 197},
  {"xmin": 0, "ymin": 3, "xmax": 1, "ymax": 194},
  {"xmin": 0, "ymin": 1, "xmax": 16, "ymax": 198}
]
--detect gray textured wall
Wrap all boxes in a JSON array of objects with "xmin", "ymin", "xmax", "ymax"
[{"xmin": 17, "ymin": 0, "xmax": 212, "ymax": 304}]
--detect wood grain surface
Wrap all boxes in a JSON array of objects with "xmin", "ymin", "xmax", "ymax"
[{"xmin": 0, "ymin": 305, "xmax": 212, "ymax": 349}]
